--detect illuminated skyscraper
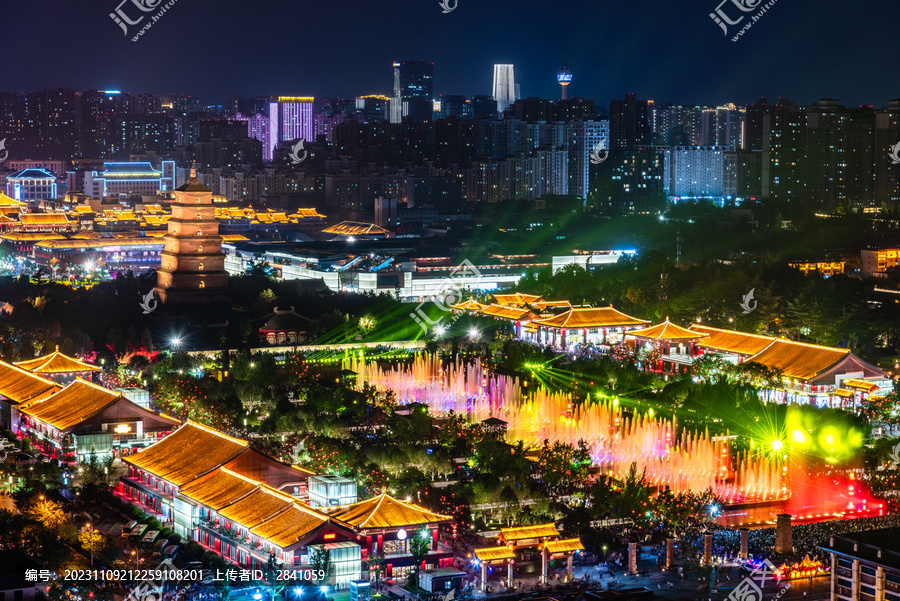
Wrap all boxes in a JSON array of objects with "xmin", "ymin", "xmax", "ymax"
[
  {"xmin": 268, "ymin": 97, "xmax": 314, "ymax": 144},
  {"xmin": 492, "ymin": 64, "xmax": 517, "ymax": 115},
  {"xmin": 234, "ymin": 112, "xmax": 273, "ymax": 161},
  {"xmin": 391, "ymin": 61, "xmax": 434, "ymax": 123},
  {"xmin": 557, "ymin": 21, "xmax": 572, "ymax": 101}
]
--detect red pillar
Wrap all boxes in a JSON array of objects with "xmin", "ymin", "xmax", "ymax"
[
  {"xmin": 432, "ymin": 528, "xmax": 438, "ymax": 550},
  {"xmin": 377, "ymin": 533, "xmax": 383, "ymax": 553}
]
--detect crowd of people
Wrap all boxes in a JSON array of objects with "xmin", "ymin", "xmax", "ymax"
[{"xmin": 676, "ymin": 513, "xmax": 900, "ymax": 562}]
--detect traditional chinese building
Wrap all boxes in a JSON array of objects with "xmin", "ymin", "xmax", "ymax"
[
  {"xmin": 17, "ymin": 378, "xmax": 179, "ymax": 462},
  {"xmin": 14, "ymin": 346, "xmax": 101, "ymax": 384},
  {"xmin": 626, "ymin": 320, "xmax": 709, "ymax": 374},
  {"xmin": 258, "ymin": 307, "xmax": 314, "ymax": 345},
  {"xmin": 0, "ymin": 361, "xmax": 61, "ymax": 432},
  {"xmin": 529, "ymin": 307, "xmax": 649, "ymax": 348},
  {"xmin": 328, "ymin": 492, "xmax": 453, "ymax": 581},
  {"xmin": 688, "ymin": 325, "xmax": 891, "ymax": 409},
  {"xmin": 476, "ymin": 524, "xmax": 582, "ymax": 588},
  {"xmin": 155, "ymin": 168, "xmax": 229, "ymax": 304}
]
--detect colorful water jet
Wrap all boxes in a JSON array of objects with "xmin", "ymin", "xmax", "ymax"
[{"xmin": 348, "ymin": 355, "xmax": 785, "ymax": 500}]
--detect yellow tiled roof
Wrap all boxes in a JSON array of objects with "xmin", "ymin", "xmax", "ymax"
[
  {"xmin": 531, "ymin": 307, "xmax": 649, "ymax": 329},
  {"xmin": 474, "ymin": 546, "xmax": 516, "ymax": 562},
  {"xmin": 747, "ymin": 339, "xmax": 848, "ymax": 381},
  {"xmin": 690, "ymin": 325, "xmax": 776, "ymax": 356},
  {"xmin": 1, "ymin": 232, "xmax": 66, "ymax": 242},
  {"xmin": 20, "ymin": 213, "xmax": 69, "ymax": 225},
  {"xmin": 833, "ymin": 388, "xmax": 854, "ymax": 398},
  {"xmin": 0, "ymin": 193, "xmax": 26, "ymax": 207},
  {"xmin": 178, "ymin": 468, "xmax": 260, "ymax": 511},
  {"xmin": 249, "ymin": 502, "xmax": 332, "ymax": 549},
  {"xmin": 218, "ymin": 487, "xmax": 294, "ymax": 528},
  {"xmin": 628, "ymin": 320, "xmax": 708, "ymax": 341},
  {"xmin": 328, "ymin": 492, "xmax": 451, "ymax": 529},
  {"xmin": 322, "ymin": 221, "xmax": 389, "ymax": 236},
  {"xmin": 842, "ymin": 378, "xmax": 881, "ymax": 393},
  {"xmin": 493, "ymin": 293, "xmax": 543, "ymax": 306},
  {"xmin": 75, "ymin": 206, "xmax": 94, "ymax": 214},
  {"xmin": 36, "ymin": 238, "xmax": 162, "ymax": 250},
  {"xmin": 500, "ymin": 523, "xmax": 559, "ymax": 541},
  {"xmin": 0, "ymin": 361, "xmax": 60, "ymax": 404},
  {"xmin": 451, "ymin": 299, "xmax": 487, "ymax": 311},
  {"xmin": 294, "ymin": 208, "xmax": 325, "ymax": 218},
  {"xmin": 545, "ymin": 538, "xmax": 584, "ymax": 554},
  {"xmin": 480, "ymin": 304, "xmax": 531, "ymax": 320},
  {"xmin": 19, "ymin": 379, "xmax": 122, "ymax": 431},
  {"xmin": 126, "ymin": 421, "xmax": 248, "ymax": 487},
  {"xmin": 532, "ymin": 300, "xmax": 572, "ymax": 310},
  {"xmin": 15, "ymin": 346, "xmax": 101, "ymax": 374},
  {"xmin": 220, "ymin": 234, "xmax": 250, "ymax": 242}
]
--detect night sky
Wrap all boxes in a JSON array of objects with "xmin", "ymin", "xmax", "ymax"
[{"xmin": 1, "ymin": 0, "xmax": 897, "ymax": 108}]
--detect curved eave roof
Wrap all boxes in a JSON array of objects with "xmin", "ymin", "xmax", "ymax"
[
  {"xmin": 628, "ymin": 320, "xmax": 708, "ymax": 341},
  {"xmin": 125, "ymin": 421, "xmax": 248, "ymax": 487},
  {"xmin": 689, "ymin": 325, "xmax": 775, "ymax": 356},
  {"xmin": 15, "ymin": 348, "xmax": 101, "ymax": 374},
  {"xmin": 532, "ymin": 307, "xmax": 649, "ymax": 329},
  {"xmin": 328, "ymin": 492, "xmax": 451, "ymax": 529}
]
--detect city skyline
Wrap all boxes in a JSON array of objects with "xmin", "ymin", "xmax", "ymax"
[{"xmin": 1, "ymin": 0, "xmax": 897, "ymax": 107}]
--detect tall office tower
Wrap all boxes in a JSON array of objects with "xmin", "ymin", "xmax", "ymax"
[
  {"xmin": 233, "ymin": 112, "xmax": 273, "ymax": 161},
  {"xmin": 609, "ymin": 93, "xmax": 652, "ymax": 151},
  {"xmin": 391, "ymin": 61, "xmax": 434, "ymax": 123},
  {"xmin": 569, "ymin": 119, "xmax": 609, "ymax": 199},
  {"xmin": 155, "ymin": 168, "xmax": 228, "ymax": 305},
  {"xmin": 557, "ymin": 21, "xmax": 572, "ymax": 100},
  {"xmin": 268, "ymin": 97, "xmax": 315, "ymax": 144},
  {"xmin": 492, "ymin": 64, "xmax": 517, "ymax": 114}
]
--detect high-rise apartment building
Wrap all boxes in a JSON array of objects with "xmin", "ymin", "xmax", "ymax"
[
  {"xmin": 663, "ymin": 146, "xmax": 727, "ymax": 200},
  {"xmin": 269, "ymin": 97, "xmax": 315, "ymax": 145},
  {"xmin": 233, "ymin": 112, "xmax": 273, "ymax": 161},
  {"xmin": 609, "ymin": 93, "xmax": 653, "ymax": 151}
]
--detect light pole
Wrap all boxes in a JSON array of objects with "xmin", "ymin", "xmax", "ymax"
[{"xmin": 87, "ymin": 522, "xmax": 94, "ymax": 568}]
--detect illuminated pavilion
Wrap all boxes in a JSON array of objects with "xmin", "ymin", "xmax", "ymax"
[
  {"xmin": 328, "ymin": 491, "xmax": 453, "ymax": 581},
  {"xmin": 14, "ymin": 345, "xmax": 101, "ymax": 384},
  {"xmin": 626, "ymin": 319, "xmax": 709, "ymax": 373},
  {"xmin": 0, "ymin": 361, "xmax": 60, "ymax": 433},
  {"xmin": 530, "ymin": 306, "xmax": 649, "ymax": 348},
  {"xmin": 473, "ymin": 523, "xmax": 583, "ymax": 589}
]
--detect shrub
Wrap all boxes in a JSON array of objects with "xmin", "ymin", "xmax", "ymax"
[{"xmin": 184, "ymin": 541, "xmax": 202, "ymax": 559}]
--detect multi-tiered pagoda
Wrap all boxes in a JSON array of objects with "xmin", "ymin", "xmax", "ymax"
[{"xmin": 154, "ymin": 168, "xmax": 228, "ymax": 304}]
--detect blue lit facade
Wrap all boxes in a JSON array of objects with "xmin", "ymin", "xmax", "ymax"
[
  {"xmin": 6, "ymin": 169, "xmax": 58, "ymax": 203},
  {"xmin": 83, "ymin": 161, "xmax": 175, "ymax": 198}
]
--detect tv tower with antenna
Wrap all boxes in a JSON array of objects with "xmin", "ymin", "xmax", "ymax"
[{"xmin": 556, "ymin": 19, "xmax": 572, "ymax": 100}]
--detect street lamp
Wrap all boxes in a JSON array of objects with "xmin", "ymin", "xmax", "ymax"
[{"xmin": 87, "ymin": 522, "xmax": 94, "ymax": 568}]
